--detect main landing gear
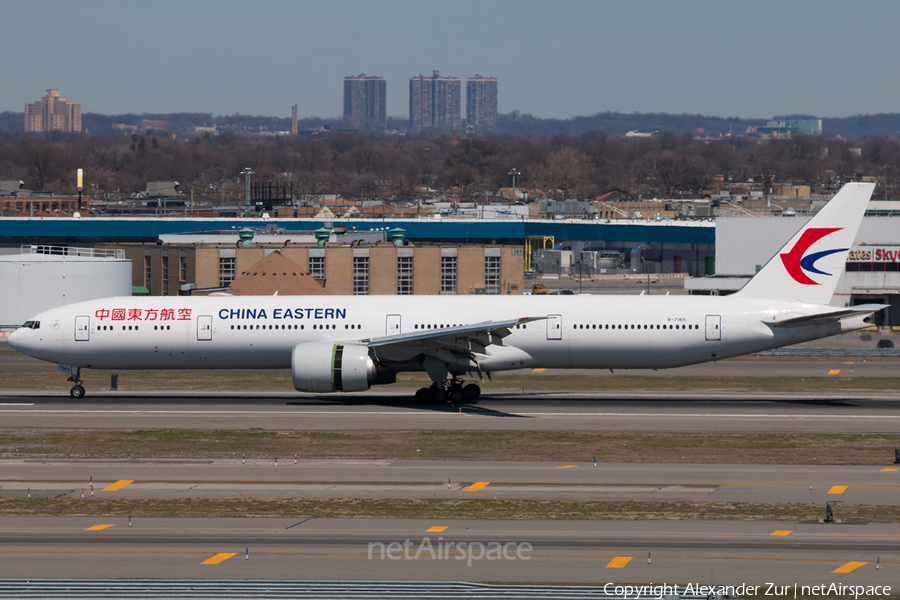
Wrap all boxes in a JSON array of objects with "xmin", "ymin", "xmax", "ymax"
[{"xmin": 415, "ymin": 378, "xmax": 480, "ymax": 403}]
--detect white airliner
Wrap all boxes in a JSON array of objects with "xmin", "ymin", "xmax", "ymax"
[{"xmin": 10, "ymin": 183, "xmax": 885, "ymax": 401}]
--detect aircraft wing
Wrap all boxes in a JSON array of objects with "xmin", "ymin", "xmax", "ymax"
[
  {"xmin": 363, "ymin": 317, "xmax": 545, "ymax": 354},
  {"xmin": 763, "ymin": 304, "xmax": 888, "ymax": 328}
]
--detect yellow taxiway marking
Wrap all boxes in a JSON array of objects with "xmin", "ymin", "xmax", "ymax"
[
  {"xmin": 1, "ymin": 550, "xmax": 899, "ymax": 569},
  {"xmin": 425, "ymin": 526, "xmax": 448, "ymax": 533},
  {"xmin": 828, "ymin": 485, "xmax": 848, "ymax": 494},
  {"xmin": 832, "ymin": 561, "xmax": 868, "ymax": 573},
  {"xmin": 843, "ymin": 362, "xmax": 855, "ymax": 365},
  {"xmin": 770, "ymin": 530, "xmax": 793, "ymax": 536},
  {"xmin": 201, "ymin": 552, "xmax": 236, "ymax": 565},
  {"xmin": 827, "ymin": 369, "xmax": 841, "ymax": 375},
  {"xmin": 555, "ymin": 465, "xmax": 577, "ymax": 469},
  {"xmin": 532, "ymin": 368, "xmax": 546, "ymax": 372},
  {"xmin": 103, "ymin": 480, "xmax": 134, "ymax": 491},
  {"xmin": 882, "ymin": 468, "xmax": 899, "ymax": 472},
  {"xmin": 84, "ymin": 524, "xmax": 115, "ymax": 531},
  {"xmin": 465, "ymin": 482, "xmax": 490, "ymax": 492},
  {"xmin": 606, "ymin": 556, "xmax": 632, "ymax": 568}
]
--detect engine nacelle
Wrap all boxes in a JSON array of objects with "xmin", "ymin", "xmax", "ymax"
[{"xmin": 291, "ymin": 342, "xmax": 376, "ymax": 393}]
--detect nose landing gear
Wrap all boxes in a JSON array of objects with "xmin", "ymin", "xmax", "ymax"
[
  {"xmin": 65, "ymin": 367, "xmax": 85, "ymax": 399},
  {"xmin": 67, "ymin": 377, "xmax": 85, "ymax": 399}
]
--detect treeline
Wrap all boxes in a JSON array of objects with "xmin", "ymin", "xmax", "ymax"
[
  {"xmin": 1, "ymin": 129, "xmax": 899, "ymax": 202},
  {"xmin": 3, "ymin": 109, "xmax": 900, "ymax": 138}
]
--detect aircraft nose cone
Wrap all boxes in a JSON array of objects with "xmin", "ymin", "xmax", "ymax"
[
  {"xmin": 7, "ymin": 328, "xmax": 37, "ymax": 357},
  {"xmin": 7, "ymin": 328, "xmax": 23, "ymax": 351}
]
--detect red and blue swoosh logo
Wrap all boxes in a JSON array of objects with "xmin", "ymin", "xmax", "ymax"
[{"xmin": 779, "ymin": 228, "xmax": 847, "ymax": 285}]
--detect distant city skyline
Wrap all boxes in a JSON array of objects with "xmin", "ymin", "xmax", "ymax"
[{"xmin": 2, "ymin": 1, "xmax": 899, "ymax": 120}]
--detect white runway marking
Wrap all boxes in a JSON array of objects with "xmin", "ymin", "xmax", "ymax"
[
  {"xmin": 0, "ymin": 403, "xmax": 34, "ymax": 406},
  {"xmin": 0, "ymin": 409, "xmax": 896, "ymax": 419}
]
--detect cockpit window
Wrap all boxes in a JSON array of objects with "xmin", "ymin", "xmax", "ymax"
[{"xmin": 20, "ymin": 321, "xmax": 40, "ymax": 330}]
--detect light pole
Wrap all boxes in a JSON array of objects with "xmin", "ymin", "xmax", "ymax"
[
  {"xmin": 239, "ymin": 167, "xmax": 255, "ymax": 210},
  {"xmin": 507, "ymin": 168, "xmax": 520, "ymax": 201},
  {"xmin": 76, "ymin": 168, "xmax": 83, "ymax": 213}
]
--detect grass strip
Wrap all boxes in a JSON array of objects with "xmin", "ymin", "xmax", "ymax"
[
  {"xmin": 1, "ymin": 430, "xmax": 897, "ymax": 465},
  {"xmin": 1, "ymin": 497, "xmax": 897, "ymax": 522}
]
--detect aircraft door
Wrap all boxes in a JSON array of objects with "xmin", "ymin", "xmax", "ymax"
[
  {"xmin": 74, "ymin": 315, "xmax": 90, "ymax": 341},
  {"xmin": 386, "ymin": 314, "xmax": 401, "ymax": 336},
  {"xmin": 197, "ymin": 315, "xmax": 213, "ymax": 341},
  {"xmin": 547, "ymin": 314, "xmax": 562, "ymax": 340},
  {"xmin": 705, "ymin": 314, "xmax": 721, "ymax": 341}
]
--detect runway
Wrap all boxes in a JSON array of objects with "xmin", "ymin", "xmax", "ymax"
[
  {"xmin": 2, "ymin": 350, "xmax": 898, "ymax": 586},
  {"xmin": 0, "ymin": 516, "xmax": 895, "ymax": 585},
  {"xmin": 1, "ymin": 459, "xmax": 898, "ymax": 504},
  {"xmin": 1, "ymin": 390, "xmax": 899, "ymax": 432}
]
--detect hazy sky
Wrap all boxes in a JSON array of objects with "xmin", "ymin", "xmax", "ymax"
[{"xmin": 3, "ymin": 0, "xmax": 898, "ymax": 120}]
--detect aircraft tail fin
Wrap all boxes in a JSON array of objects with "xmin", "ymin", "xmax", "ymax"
[{"xmin": 733, "ymin": 182, "xmax": 874, "ymax": 304}]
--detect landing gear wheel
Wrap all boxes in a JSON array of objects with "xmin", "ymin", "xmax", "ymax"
[
  {"xmin": 70, "ymin": 385, "xmax": 85, "ymax": 399},
  {"xmin": 463, "ymin": 383, "xmax": 481, "ymax": 400},
  {"xmin": 415, "ymin": 387, "xmax": 430, "ymax": 402},
  {"xmin": 432, "ymin": 387, "xmax": 448, "ymax": 403},
  {"xmin": 448, "ymin": 385, "xmax": 465, "ymax": 403}
]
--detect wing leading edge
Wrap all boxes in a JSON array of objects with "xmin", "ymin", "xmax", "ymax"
[{"xmin": 363, "ymin": 316, "xmax": 545, "ymax": 352}]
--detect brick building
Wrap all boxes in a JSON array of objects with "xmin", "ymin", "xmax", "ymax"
[
  {"xmin": 0, "ymin": 196, "xmax": 88, "ymax": 217},
  {"xmin": 107, "ymin": 242, "xmax": 524, "ymax": 297}
]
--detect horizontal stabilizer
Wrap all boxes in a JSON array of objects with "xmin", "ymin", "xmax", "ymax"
[{"xmin": 763, "ymin": 304, "xmax": 887, "ymax": 328}]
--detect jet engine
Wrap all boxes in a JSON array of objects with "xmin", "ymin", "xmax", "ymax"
[{"xmin": 291, "ymin": 342, "xmax": 392, "ymax": 393}]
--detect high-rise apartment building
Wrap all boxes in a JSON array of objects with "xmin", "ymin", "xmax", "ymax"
[
  {"xmin": 466, "ymin": 75, "xmax": 497, "ymax": 131},
  {"xmin": 409, "ymin": 71, "xmax": 461, "ymax": 131},
  {"xmin": 24, "ymin": 89, "xmax": 82, "ymax": 133},
  {"xmin": 343, "ymin": 74, "xmax": 387, "ymax": 131}
]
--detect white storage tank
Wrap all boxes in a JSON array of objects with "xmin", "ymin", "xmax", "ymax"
[{"xmin": 0, "ymin": 247, "xmax": 132, "ymax": 327}]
